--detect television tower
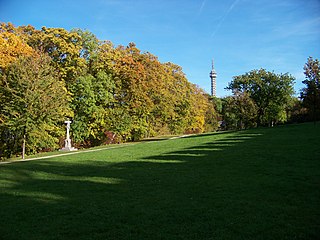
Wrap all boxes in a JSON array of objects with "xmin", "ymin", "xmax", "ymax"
[{"xmin": 210, "ymin": 59, "xmax": 217, "ymax": 97}]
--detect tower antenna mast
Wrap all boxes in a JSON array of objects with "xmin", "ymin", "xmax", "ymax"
[{"xmin": 210, "ymin": 59, "xmax": 217, "ymax": 97}]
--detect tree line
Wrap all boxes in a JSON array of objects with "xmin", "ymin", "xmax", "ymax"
[
  {"xmin": 0, "ymin": 23, "xmax": 219, "ymax": 158},
  {"xmin": 220, "ymin": 57, "xmax": 320, "ymax": 130},
  {"xmin": 0, "ymin": 22, "xmax": 319, "ymax": 159}
]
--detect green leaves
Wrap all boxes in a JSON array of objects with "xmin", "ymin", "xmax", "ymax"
[
  {"xmin": 301, "ymin": 57, "xmax": 320, "ymax": 121},
  {"xmin": 0, "ymin": 22, "xmax": 219, "ymax": 158},
  {"xmin": 222, "ymin": 92, "xmax": 258, "ymax": 130},
  {"xmin": 0, "ymin": 53, "xmax": 69, "ymax": 157},
  {"xmin": 227, "ymin": 69, "xmax": 295, "ymax": 126},
  {"xmin": 70, "ymin": 72, "xmax": 116, "ymax": 144}
]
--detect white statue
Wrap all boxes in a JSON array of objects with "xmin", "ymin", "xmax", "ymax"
[{"xmin": 60, "ymin": 120, "xmax": 77, "ymax": 151}]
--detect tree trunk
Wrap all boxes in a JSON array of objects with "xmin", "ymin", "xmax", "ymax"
[{"xmin": 22, "ymin": 134, "xmax": 26, "ymax": 160}]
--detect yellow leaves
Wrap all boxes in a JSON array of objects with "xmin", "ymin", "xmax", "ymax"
[
  {"xmin": 0, "ymin": 31, "xmax": 34, "ymax": 69},
  {"xmin": 186, "ymin": 84, "xmax": 212, "ymax": 133},
  {"xmin": 0, "ymin": 22, "xmax": 218, "ymax": 151},
  {"xmin": 13, "ymin": 25, "xmax": 87, "ymax": 83}
]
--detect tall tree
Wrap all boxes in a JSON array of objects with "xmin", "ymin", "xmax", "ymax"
[
  {"xmin": 204, "ymin": 96, "xmax": 221, "ymax": 132},
  {"xmin": 301, "ymin": 57, "xmax": 320, "ymax": 122},
  {"xmin": 70, "ymin": 28, "xmax": 99, "ymax": 61},
  {"xmin": 26, "ymin": 27, "xmax": 86, "ymax": 85},
  {"xmin": 0, "ymin": 30, "xmax": 33, "ymax": 69},
  {"xmin": 222, "ymin": 92, "xmax": 258, "ymax": 130},
  {"xmin": 70, "ymin": 71, "xmax": 115, "ymax": 145},
  {"xmin": 0, "ymin": 53, "xmax": 70, "ymax": 158},
  {"xmin": 187, "ymin": 84, "xmax": 211, "ymax": 133},
  {"xmin": 163, "ymin": 62, "xmax": 192, "ymax": 134},
  {"xmin": 227, "ymin": 69, "xmax": 295, "ymax": 126},
  {"xmin": 0, "ymin": 22, "xmax": 221, "ymax": 154}
]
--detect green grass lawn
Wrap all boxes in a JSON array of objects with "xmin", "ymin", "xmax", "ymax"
[{"xmin": 1, "ymin": 123, "xmax": 319, "ymax": 240}]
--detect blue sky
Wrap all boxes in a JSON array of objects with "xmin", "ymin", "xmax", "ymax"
[{"xmin": 1, "ymin": 0, "xmax": 319, "ymax": 97}]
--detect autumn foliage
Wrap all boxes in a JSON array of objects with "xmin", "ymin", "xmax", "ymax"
[
  {"xmin": 0, "ymin": 23, "xmax": 219, "ymax": 158},
  {"xmin": 0, "ymin": 31, "xmax": 33, "ymax": 68}
]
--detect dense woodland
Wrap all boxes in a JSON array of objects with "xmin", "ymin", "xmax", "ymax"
[{"xmin": 0, "ymin": 23, "xmax": 319, "ymax": 159}]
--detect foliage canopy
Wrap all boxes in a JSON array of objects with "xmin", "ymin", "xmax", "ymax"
[
  {"xmin": 1, "ymin": 22, "xmax": 310, "ymax": 159},
  {"xmin": 226, "ymin": 69, "xmax": 295, "ymax": 127},
  {"xmin": 300, "ymin": 56, "xmax": 320, "ymax": 122},
  {"xmin": 0, "ymin": 22, "xmax": 218, "ymax": 158}
]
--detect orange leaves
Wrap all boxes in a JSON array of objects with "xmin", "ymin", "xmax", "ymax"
[{"xmin": 0, "ymin": 22, "xmax": 218, "ymax": 147}]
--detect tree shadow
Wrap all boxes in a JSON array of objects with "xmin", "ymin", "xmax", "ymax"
[{"xmin": 0, "ymin": 128, "xmax": 319, "ymax": 239}]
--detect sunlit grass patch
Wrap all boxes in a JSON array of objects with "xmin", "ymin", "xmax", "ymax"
[{"xmin": 0, "ymin": 123, "xmax": 319, "ymax": 239}]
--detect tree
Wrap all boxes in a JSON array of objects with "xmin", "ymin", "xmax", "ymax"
[
  {"xmin": 286, "ymin": 97, "xmax": 308, "ymax": 123},
  {"xmin": 0, "ymin": 22, "xmax": 221, "ymax": 155},
  {"xmin": 300, "ymin": 57, "xmax": 320, "ymax": 122},
  {"xmin": 187, "ymin": 85, "xmax": 213, "ymax": 133},
  {"xmin": 162, "ymin": 62, "xmax": 192, "ymax": 134},
  {"xmin": 70, "ymin": 28, "xmax": 99, "ymax": 61},
  {"xmin": 222, "ymin": 92, "xmax": 258, "ymax": 130},
  {"xmin": 0, "ymin": 30, "xmax": 33, "ymax": 69},
  {"xmin": 227, "ymin": 69, "xmax": 295, "ymax": 126},
  {"xmin": 0, "ymin": 53, "xmax": 70, "ymax": 158},
  {"xmin": 70, "ymin": 71, "xmax": 116, "ymax": 145},
  {"xmin": 205, "ymin": 96, "xmax": 222, "ymax": 132},
  {"xmin": 26, "ymin": 26, "xmax": 86, "ymax": 86}
]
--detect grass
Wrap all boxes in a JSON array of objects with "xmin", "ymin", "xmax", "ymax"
[
  {"xmin": 3, "ymin": 141, "xmax": 138, "ymax": 162},
  {"xmin": 0, "ymin": 123, "xmax": 319, "ymax": 239}
]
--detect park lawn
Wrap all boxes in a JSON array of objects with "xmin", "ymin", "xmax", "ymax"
[{"xmin": 0, "ymin": 123, "xmax": 319, "ymax": 240}]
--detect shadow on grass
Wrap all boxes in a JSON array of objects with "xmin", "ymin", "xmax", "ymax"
[{"xmin": 0, "ymin": 126, "xmax": 319, "ymax": 240}]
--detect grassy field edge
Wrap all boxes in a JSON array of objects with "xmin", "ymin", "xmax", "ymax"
[{"xmin": 0, "ymin": 123, "xmax": 319, "ymax": 239}]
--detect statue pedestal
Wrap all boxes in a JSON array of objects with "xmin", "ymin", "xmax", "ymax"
[
  {"xmin": 59, "ymin": 147, "xmax": 78, "ymax": 152},
  {"xmin": 60, "ymin": 146, "xmax": 77, "ymax": 151},
  {"xmin": 60, "ymin": 139, "xmax": 78, "ymax": 151},
  {"xmin": 60, "ymin": 138, "xmax": 78, "ymax": 152}
]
